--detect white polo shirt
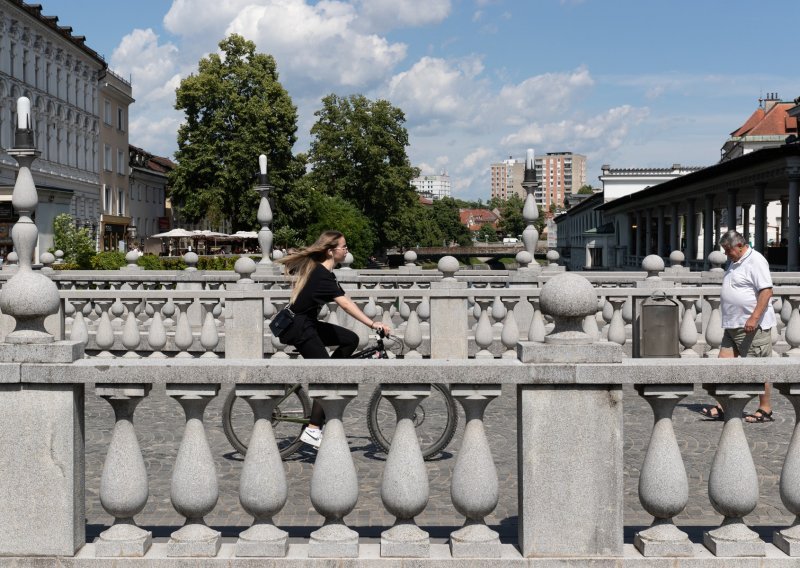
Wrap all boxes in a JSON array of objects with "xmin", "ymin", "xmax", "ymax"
[{"xmin": 720, "ymin": 247, "xmax": 776, "ymax": 330}]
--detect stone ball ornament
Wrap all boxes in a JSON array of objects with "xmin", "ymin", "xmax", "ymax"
[
  {"xmin": 183, "ymin": 251, "xmax": 199, "ymax": 265},
  {"xmin": 538, "ymin": 272, "xmax": 598, "ymax": 344},
  {"xmin": 669, "ymin": 250, "xmax": 685, "ymax": 266},
  {"xmin": 125, "ymin": 251, "xmax": 140, "ymax": 265},
  {"xmin": 404, "ymin": 250, "xmax": 418, "ymax": 264},
  {"xmin": 234, "ymin": 256, "xmax": 257, "ymax": 282},
  {"xmin": 438, "ymin": 255, "xmax": 460, "ymax": 279},
  {"xmin": 642, "ymin": 254, "xmax": 665, "ymax": 276},
  {"xmin": 39, "ymin": 251, "xmax": 55, "ymax": 265},
  {"xmin": 515, "ymin": 251, "xmax": 533, "ymax": 267},
  {"xmin": 546, "ymin": 250, "xmax": 560, "ymax": 265},
  {"xmin": 708, "ymin": 250, "xmax": 727, "ymax": 271}
]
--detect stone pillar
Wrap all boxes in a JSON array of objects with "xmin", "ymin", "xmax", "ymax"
[
  {"xmin": 788, "ymin": 173, "xmax": 799, "ymax": 271},
  {"xmin": 781, "ymin": 197, "xmax": 789, "ymax": 244},
  {"xmin": 686, "ymin": 198, "xmax": 696, "ymax": 260},
  {"xmin": 774, "ymin": 383, "xmax": 800, "ymax": 555},
  {"xmin": 742, "ymin": 203, "xmax": 751, "ymax": 243},
  {"xmin": 702, "ymin": 384, "xmax": 766, "ymax": 556},
  {"xmin": 754, "ymin": 183, "xmax": 767, "ymax": 253},
  {"xmin": 430, "ymin": 256, "xmax": 468, "ymax": 359},
  {"xmin": 645, "ymin": 208, "xmax": 653, "ymax": 256},
  {"xmin": 670, "ymin": 202, "xmax": 679, "ymax": 253},
  {"xmin": 657, "ymin": 206, "xmax": 666, "ymax": 257},
  {"xmin": 727, "ymin": 187, "xmax": 738, "ymax": 231},
  {"xmin": 703, "ymin": 193, "xmax": 715, "ymax": 266},
  {"xmin": 635, "ymin": 211, "xmax": 643, "ymax": 258},
  {"xmin": 517, "ymin": 273, "xmax": 624, "ymax": 557},
  {"xmin": 225, "ymin": 257, "xmax": 264, "ymax": 359}
]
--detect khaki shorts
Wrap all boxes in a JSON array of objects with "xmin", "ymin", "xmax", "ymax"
[{"xmin": 720, "ymin": 327, "xmax": 773, "ymax": 357}]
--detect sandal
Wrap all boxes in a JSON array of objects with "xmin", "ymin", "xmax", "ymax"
[
  {"xmin": 745, "ymin": 408, "xmax": 774, "ymax": 423},
  {"xmin": 700, "ymin": 405, "xmax": 724, "ymax": 421}
]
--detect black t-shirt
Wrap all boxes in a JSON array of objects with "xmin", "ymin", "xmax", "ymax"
[{"xmin": 291, "ymin": 263, "xmax": 344, "ymax": 318}]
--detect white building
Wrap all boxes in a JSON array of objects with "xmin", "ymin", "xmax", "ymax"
[
  {"xmin": 128, "ymin": 145, "xmax": 171, "ymax": 254},
  {"xmin": 598, "ymin": 164, "xmax": 703, "ymax": 202},
  {"xmin": 411, "ymin": 172, "xmax": 451, "ymax": 200},
  {"xmin": 0, "ymin": 1, "xmax": 107, "ymax": 257}
]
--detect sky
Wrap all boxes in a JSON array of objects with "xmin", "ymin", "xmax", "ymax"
[{"xmin": 37, "ymin": 0, "xmax": 800, "ymax": 201}]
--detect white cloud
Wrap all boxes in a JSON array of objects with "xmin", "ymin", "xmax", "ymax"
[
  {"xmin": 461, "ymin": 147, "xmax": 494, "ymax": 169},
  {"xmin": 353, "ymin": 0, "xmax": 451, "ymax": 31},
  {"xmin": 497, "ymin": 66, "xmax": 594, "ymax": 123}
]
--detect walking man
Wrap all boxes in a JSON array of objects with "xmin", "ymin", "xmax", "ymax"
[{"xmin": 702, "ymin": 229, "xmax": 776, "ymax": 422}]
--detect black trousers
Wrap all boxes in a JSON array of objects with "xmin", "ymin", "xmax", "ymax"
[{"xmin": 295, "ymin": 321, "xmax": 359, "ymax": 425}]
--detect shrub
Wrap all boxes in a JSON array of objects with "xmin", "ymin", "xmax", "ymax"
[
  {"xmin": 90, "ymin": 251, "xmax": 126, "ymax": 270},
  {"xmin": 136, "ymin": 254, "xmax": 164, "ymax": 270},
  {"xmin": 161, "ymin": 257, "xmax": 187, "ymax": 270}
]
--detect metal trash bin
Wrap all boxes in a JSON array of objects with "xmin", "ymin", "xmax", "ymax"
[{"xmin": 640, "ymin": 291, "xmax": 680, "ymax": 357}]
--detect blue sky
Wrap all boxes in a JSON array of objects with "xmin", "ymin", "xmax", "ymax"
[{"xmin": 37, "ymin": 0, "xmax": 800, "ymax": 200}]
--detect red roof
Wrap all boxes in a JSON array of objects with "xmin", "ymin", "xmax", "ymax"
[
  {"xmin": 731, "ymin": 102, "xmax": 797, "ymax": 137},
  {"xmin": 459, "ymin": 208, "xmax": 499, "ymax": 231}
]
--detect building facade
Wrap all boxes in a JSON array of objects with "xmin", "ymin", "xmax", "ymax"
[
  {"xmin": 411, "ymin": 172, "xmax": 451, "ymax": 200},
  {"xmin": 0, "ymin": 0, "xmax": 106, "ymax": 258},
  {"xmin": 128, "ymin": 144, "xmax": 171, "ymax": 254},
  {"xmin": 721, "ymin": 93, "xmax": 798, "ymax": 162},
  {"xmin": 534, "ymin": 152, "xmax": 586, "ymax": 209},
  {"xmin": 98, "ymin": 68, "xmax": 133, "ymax": 251},
  {"xmin": 490, "ymin": 157, "xmax": 524, "ymax": 200}
]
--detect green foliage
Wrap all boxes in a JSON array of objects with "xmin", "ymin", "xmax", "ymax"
[
  {"xmin": 383, "ymin": 203, "xmax": 444, "ymax": 248},
  {"xmin": 476, "ymin": 223, "xmax": 498, "ymax": 243},
  {"xmin": 306, "ymin": 194, "xmax": 377, "ymax": 268},
  {"xmin": 272, "ymin": 225, "xmax": 303, "ymax": 250},
  {"xmin": 53, "ymin": 262, "xmax": 80, "ymax": 270},
  {"xmin": 495, "ymin": 194, "xmax": 546, "ymax": 237},
  {"xmin": 306, "ymin": 94, "xmax": 418, "ymax": 248},
  {"xmin": 196, "ymin": 256, "xmax": 239, "ymax": 270},
  {"xmin": 136, "ymin": 254, "xmax": 164, "ymax": 270},
  {"xmin": 161, "ymin": 258, "xmax": 187, "ymax": 271},
  {"xmin": 430, "ymin": 198, "xmax": 472, "ymax": 246},
  {"xmin": 51, "ymin": 213, "xmax": 95, "ymax": 269},
  {"xmin": 577, "ymin": 185, "xmax": 595, "ymax": 195},
  {"xmin": 169, "ymin": 34, "xmax": 304, "ymax": 231},
  {"xmin": 90, "ymin": 251, "xmax": 126, "ymax": 270}
]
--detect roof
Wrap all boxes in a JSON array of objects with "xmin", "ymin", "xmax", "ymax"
[
  {"xmin": 129, "ymin": 144, "xmax": 175, "ymax": 174},
  {"xmin": 459, "ymin": 209, "xmax": 498, "ymax": 224},
  {"xmin": 730, "ymin": 102, "xmax": 797, "ymax": 137}
]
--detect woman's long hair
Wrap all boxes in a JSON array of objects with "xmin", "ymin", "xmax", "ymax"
[{"xmin": 279, "ymin": 230, "xmax": 344, "ymax": 304}]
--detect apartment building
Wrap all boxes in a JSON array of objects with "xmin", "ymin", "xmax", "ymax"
[
  {"xmin": 0, "ymin": 0, "xmax": 107, "ymax": 256},
  {"xmin": 534, "ymin": 152, "xmax": 586, "ymax": 209},
  {"xmin": 490, "ymin": 157, "xmax": 524, "ymax": 200},
  {"xmin": 411, "ymin": 172, "xmax": 451, "ymax": 200}
]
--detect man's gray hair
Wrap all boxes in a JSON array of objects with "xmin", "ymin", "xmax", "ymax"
[{"xmin": 719, "ymin": 230, "xmax": 746, "ymax": 248}]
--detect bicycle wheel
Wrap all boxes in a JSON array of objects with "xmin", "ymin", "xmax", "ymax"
[
  {"xmin": 222, "ymin": 385, "xmax": 312, "ymax": 459},
  {"xmin": 367, "ymin": 383, "xmax": 458, "ymax": 460}
]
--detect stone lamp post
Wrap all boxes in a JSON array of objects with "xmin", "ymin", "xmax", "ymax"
[
  {"xmin": 520, "ymin": 148, "xmax": 541, "ymax": 269},
  {"xmin": 255, "ymin": 154, "xmax": 279, "ymax": 273},
  {"xmin": 0, "ymin": 97, "xmax": 60, "ymax": 344}
]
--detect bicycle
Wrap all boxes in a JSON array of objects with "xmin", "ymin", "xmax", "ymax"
[{"xmin": 222, "ymin": 330, "xmax": 458, "ymax": 460}]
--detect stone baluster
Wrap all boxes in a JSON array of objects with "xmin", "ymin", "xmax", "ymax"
[
  {"xmin": 173, "ymin": 299, "xmax": 194, "ymax": 358},
  {"xmin": 199, "ymin": 299, "xmax": 220, "ymax": 358},
  {"xmin": 785, "ymin": 297, "xmax": 800, "ymax": 357},
  {"xmin": 490, "ymin": 296, "xmax": 506, "ymax": 331},
  {"xmin": 417, "ymin": 295, "xmax": 431, "ymax": 340},
  {"xmin": 94, "ymin": 384, "xmax": 152, "ymax": 557},
  {"xmin": 146, "ymin": 298, "xmax": 168, "ymax": 358},
  {"xmin": 378, "ymin": 298, "xmax": 394, "ymax": 328},
  {"xmin": 774, "ymin": 383, "xmax": 800, "ymax": 555},
  {"xmin": 702, "ymin": 384, "xmax": 765, "ymax": 556},
  {"xmin": 782, "ymin": 296, "xmax": 793, "ymax": 330},
  {"xmin": 473, "ymin": 298, "xmax": 494, "ymax": 359},
  {"xmin": 527, "ymin": 297, "xmax": 546, "ymax": 342},
  {"xmin": 110, "ymin": 297, "xmax": 125, "ymax": 327},
  {"xmin": 582, "ymin": 312, "xmax": 600, "ymax": 342},
  {"xmin": 269, "ymin": 301, "xmax": 290, "ymax": 359},
  {"xmin": 601, "ymin": 297, "xmax": 614, "ymax": 337},
  {"xmin": 679, "ymin": 297, "xmax": 699, "ymax": 358},
  {"xmin": 606, "ymin": 297, "xmax": 627, "ymax": 347},
  {"xmin": 308, "ymin": 385, "xmax": 360, "ymax": 558},
  {"xmin": 162, "ymin": 298, "xmax": 176, "ymax": 329},
  {"xmin": 70, "ymin": 296, "xmax": 90, "ymax": 348},
  {"xmin": 704, "ymin": 296, "xmax": 724, "ymax": 358},
  {"xmin": 633, "ymin": 385, "xmax": 693, "ymax": 556},
  {"xmin": 167, "ymin": 384, "xmax": 221, "ymax": 557},
  {"xmin": 235, "ymin": 385, "xmax": 289, "ymax": 557},
  {"xmin": 121, "ymin": 298, "xmax": 142, "ymax": 357},
  {"xmin": 500, "ymin": 298, "xmax": 519, "ymax": 358},
  {"xmin": 353, "ymin": 299, "xmax": 371, "ymax": 350},
  {"xmin": 449, "ymin": 385, "xmax": 502, "ymax": 558},
  {"xmin": 255, "ymin": 155, "xmax": 277, "ymax": 272},
  {"xmin": 403, "ymin": 299, "xmax": 423, "ymax": 358},
  {"xmin": 380, "ymin": 385, "xmax": 431, "ymax": 557},
  {"xmin": 93, "ymin": 298, "xmax": 115, "ymax": 358}
]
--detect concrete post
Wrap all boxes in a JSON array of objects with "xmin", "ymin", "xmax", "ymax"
[
  {"xmin": 742, "ymin": 203, "xmax": 751, "ymax": 243},
  {"xmin": 774, "ymin": 383, "xmax": 800, "ymax": 555},
  {"xmin": 670, "ymin": 202, "xmax": 679, "ymax": 253},
  {"xmin": 657, "ymin": 205, "xmax": 666, "ymax": 257},
  {"xmin": 703, "ymin": 194, "xmax": 714, "ymax": 267},
  {"xmin": 727, "ymin": 187, "xmax": 738, "ymax": 231},
  {"xmin": 225, "ymin": 258, "xmax": 264, "ymax": 359},
  {"xmin": 686, "ymin": 198, "xmax": 696, "ymax": 261},
  {"xmin": 645, "ymin": 208, "xmax": 653, "ymax": 256},
  {"xmin": 635, "ymin": 211, "xmax": 643, "ymax": 258},
  {"xmin": 754, "ymin": 183, "xmax": 766, "ymax": 253},
  {"xmin": 430, "ymin": 257, "xmax": 468, "ymax": 359},
  {"xmin": 517, "ymin": 273, "xmax": 624, "ymax": 557}
]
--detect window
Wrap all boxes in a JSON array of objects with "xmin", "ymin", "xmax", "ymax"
[
  {"xmin": 117, "ymin": 189, "xmax": 124, "ymax": 215},
  {"xmin": 117, "ymin": 107, "xmax": 125, "ymax": 131},
  {"xmin": 104, "ymin": 100, "xmax": 112, "ymax": 125},
  {"xmin": 104, "ymin": 185, "xmax": 112, "ymax": 214},
  {"xmin": 117, "ymin": 150, "xmax": 125, "ymax": 175},
  {"xmin": 104, "ymin": 145, "xmax": 112, "ymax": 171}
]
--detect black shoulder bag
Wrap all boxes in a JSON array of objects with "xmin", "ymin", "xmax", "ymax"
[{"xmin": 269, "ymin": 305, "xmax": 296, "ymax": 338}]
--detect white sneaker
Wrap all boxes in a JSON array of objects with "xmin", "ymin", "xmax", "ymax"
[{"xmin": 300, "ymin": 427, "xmax": 322, "ymax": 449}]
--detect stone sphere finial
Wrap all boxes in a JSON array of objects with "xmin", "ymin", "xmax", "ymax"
[
  {"xmin": 183, "ymin": 251, "xmax": 199, "ymax": 271},
  {"xmin": 340, "ymin": 252, "xmax": 354, "ymax": 269},
  {"xmin": 515, "ymin": 250, "xmax": 533, "ymax": 268},
  {"xmin": 546, "ymin": 250, "xmax": 560, "ymax": 265},
  {"xmin": 125, "ymin": 251, "xmax": 140, "ymax": 270},
  {"xmin": 272, "ymin": 249, "xmax": 284, "ymax": 261},
  {"xmin": 642, "ymin": 254, "xmax": 665, "ymax": 279},
  {"xmin": 669, "ymin": 250, "xmax": 685, "ymax": 267},
  {"xmin": 404, "ymin": 250, "xmax": 418, "ymax": 265},
  {"xmin": 7, "ymin": 251, "xmax": 18, "ymax": 266},
  {"xmin": 708, "ymin": 250, "xmax": 727, "ymax": 272},
  {"xmin": 40, "ymin": 252, "xmax": 55, "ymax": 273},
  {"xmin": 54, "ymin": 250, "xmax": 64, "ymax": 264},
  {"xmin": 438, "ymin": 255, "xmax": 460, "ymax": 280},
  {"xmin": 539, "ymin": 273, "xmax": 597, "ymax": 344},
  {"xmin": 234, "ymin": 256, "xmax": 256, "ymax": 283}
]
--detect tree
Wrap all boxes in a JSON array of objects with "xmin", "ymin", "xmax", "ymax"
[
  {"xmin": 383, "ymin": 203, "xmax": 444, "ymax": 248},
  {"xmin": 306, "ymin": 194, "xmax": 377, "ymax": 268},
  {"xmin": 169, "ymin": 34, "xmax": 304, "ymax": 231},
  {"xmin": 495, "ymin": 194, "xmax": 546, "ymax": 236},
  {"xmin": 476, "ymin": 223, "xmax": 498, "ymax": 243},
  {"xmin": 51, "ymin": 213, "xmax": 95, "ymax": 268},
  {"xmin": 430, "ymin": 198, "xmax": 472, "ymax": 246},
  {"xmin": 306, "ymin": 94, "xmax": 419, "ymax": 248},
  {"xmin": 577, "ymin": 185, "xmax": 595, "ymax": 195}
]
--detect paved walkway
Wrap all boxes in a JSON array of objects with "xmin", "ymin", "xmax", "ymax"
[{"xmin": 84, "ymin": 381, "xmax": 796, "ymax": 538}]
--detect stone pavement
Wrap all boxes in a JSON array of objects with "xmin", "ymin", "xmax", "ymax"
[{"xmin": 84, "ymin": 381, "xmax": 796, "ymax": 540}]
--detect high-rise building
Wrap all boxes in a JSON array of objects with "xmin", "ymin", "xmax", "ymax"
[
  {"xmin": 490, "ymin": 157, "xmax": 524, "ymax": 200},
  {"xmin": 411, "ymin": 172, "xmax": 451, "ymax": 200},
  {"xmin": 534, "ymin": 152, "xmax": 586, "ymax": 209}
]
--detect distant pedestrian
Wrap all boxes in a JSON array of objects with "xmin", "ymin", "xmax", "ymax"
[{"xmin": 701, "ymin": 230, "xmax": 776, "ymax": 422}]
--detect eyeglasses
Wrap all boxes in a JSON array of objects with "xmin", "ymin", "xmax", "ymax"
[{"xmin": 333, "ymin": 245, "xmax": 348, "ymax": 250}]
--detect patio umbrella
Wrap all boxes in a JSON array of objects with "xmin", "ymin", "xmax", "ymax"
[
  {"xmin": 151, "ymin": 228, "xmax": 196, "ymax": 238},
  {"xmin": 230, "ymin": 230, "xmax": 259, "ymax": 239}
]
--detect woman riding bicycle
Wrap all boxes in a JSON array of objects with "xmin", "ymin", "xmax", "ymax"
[{"xmin": 278, "ymin": 230, "xmax": 392, "ymax": 448}]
